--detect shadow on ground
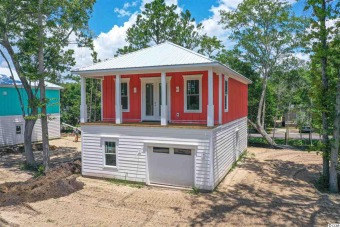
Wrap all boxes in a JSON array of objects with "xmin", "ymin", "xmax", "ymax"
[{"xmin": 186, "ymin": 156, "xmax": 340, "ymax": 226}]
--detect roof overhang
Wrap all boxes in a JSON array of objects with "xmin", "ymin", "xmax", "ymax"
[{"xmin": 72, "ymin": 62, "xmax": 252, "ymax": 85}]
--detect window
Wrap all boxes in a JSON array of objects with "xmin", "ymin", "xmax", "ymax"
[
  {"xmin": 153, "ymin": 147, "xmax": 170, "ymax": 154},
  {"xmin": 104, "ymin": 141, "xmax": 117, "ymax": 167},
  {"xmin": 184, "ymin": 75, "xmax": 202, "ymax": 112},
  {"xmin": 224, "ymin": 77, "xmax": 229, "ymax": 112},
  {"xmin": 174, "ymin": 148, "xmax": 192, "ymax": 155},
  {"xmin": 16, "ymin": 125, "xmax": 22, "ymax": 135},
  {"xmin": 121, "ymin": 81, "xmax": 129, "ymax": 111}
]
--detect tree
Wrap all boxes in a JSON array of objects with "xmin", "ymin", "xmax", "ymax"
[
  {"xmin": 198, "ymin": 35, "xmax": 224, "ymax": 58},
  {"xmin": 116, "ymin": 0, "xmax": 221, "ymax": 56},
  {"xmin": 304, "ymin": 0, "xmax": 339, "ymax": 189},
  {"xmin": 220, "ymin": 0, "xmax": 305, "ymax": 146},
  {"xmin": 0, "ymin": 0, "xmax": 95, "ymax": 168}
]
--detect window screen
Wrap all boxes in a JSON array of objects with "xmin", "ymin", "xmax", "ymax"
[
  {"xmin": 186, "ymin": 80, "xmax": 200, "ymax": 110},
  {"xmin": 105, "ymin": 141, "xmax": 116, "ymax": 166},
  {"xmin": 174, "ymin": 148, "xmax": 192, "ymax": 155},
  {"xmin": 153, "ymin": 147, "xmax": 170, "ymax": 154},
  {"xmin": 121, "ymin": 82, "xmax": 128, "ymax": 110}
]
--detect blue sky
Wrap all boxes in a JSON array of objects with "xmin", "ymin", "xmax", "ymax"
[
  {"xmin": 0, "ymin": 0, "xmax": 309, "ymax": 77},
  {"xmin": 89, "ymin": 0, "xmax": 219, "ymax": 35}
]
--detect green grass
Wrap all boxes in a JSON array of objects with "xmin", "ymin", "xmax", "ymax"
[
  {"xmin": 106, "ymin": 178, "xmax": 145, "ymax": 188},
  {"xmin": 248, "ymin": 137, "xmax": 322, "ymax": 150},
  {"xmin": 19, "ymin": 162, "xmax": 45, "ymax": 178}
]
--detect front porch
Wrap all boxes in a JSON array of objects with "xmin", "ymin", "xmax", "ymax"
[
  {"xmin": 81, "ymin": 121, "xmax": 217, "ymax": 129},
  {"xmin": 80, "ymin": 69, "xmax": 218, "ymax": 127}
]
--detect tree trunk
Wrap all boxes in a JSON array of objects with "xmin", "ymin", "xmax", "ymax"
[
  {"xmin": 273, "ymin": 116, "xmax": 276, "ymax": 140},
  {"xmin": 1, "ymin": 38, "xmax": 38, "ymax": 165},
  {"xmin": 320, "ymin": 0, "xmax": 330, "ymax": 183},
  {"xmin": 38, "ymin": 0, "xmax": 50, "ymax": 172},
  {"xmin": 24, "ymin": 119, "xmax": 36, "ymax": 166},
  {"xmin": 255, "ymin": 72, "xmax": 276, "ymax": 145},
  {"xmin": 329, "ymin": 68, "xmax": 340, "ymax": 193}
]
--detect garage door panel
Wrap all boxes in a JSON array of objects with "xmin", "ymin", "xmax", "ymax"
[{"xmin": 148, "ymin": 147, "xmax": 195, "ymax": 187}]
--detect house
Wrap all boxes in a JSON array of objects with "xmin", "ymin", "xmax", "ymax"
[
  {"xmin": 0, "ymin": 74, "xmax": 62, "ymax": 147},
  {"xmin": 73, "ymin": 42, "xmax": 251, "ymax": 190}
]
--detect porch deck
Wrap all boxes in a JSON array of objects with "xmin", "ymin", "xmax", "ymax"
[{"xmin": 81, "ymin": 121, "xmax": 217, "ymax": 129}]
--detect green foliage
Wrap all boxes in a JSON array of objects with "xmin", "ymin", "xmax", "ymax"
[
  {"xmin": 19, "ymin": 162, "xmax": 45, "ymax": 178},
  {"xmin": 60, "ymin": 75, "xmax": 101, "ymax": 126},
  {"xmin": 248, "ymin": 137, "xmax": 321, "ymax": 149},
  {"xmin": 220, "ymin": 0, "xmax": 306, "ymax": 76},
  {"xmin": 189, "ymin": 186, "xmax": 200, "ymax": 195},
  {"xmin": 116, "ymin": 0, "xmax": 222, "ymax": 57}
]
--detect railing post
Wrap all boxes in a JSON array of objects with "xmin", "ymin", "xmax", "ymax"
[
  {"xmin": 115, "ymin": 75, "xmax": 122, "ymax": 124},
  {"xmin": 80, "ymin": 76, "xmax": 87, "ymax": 123},
  {"xmin": 207, "ymin": 69, "xmax": 214, "ymax": 127},
  {"xmin": 161, "ymin": 72, "xmax": 168, "ymax": 126}
]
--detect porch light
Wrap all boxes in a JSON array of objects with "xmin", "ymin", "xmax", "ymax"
[
  {"xmin": 176, "ymin": 86, "xmax": 179, "ymax": 92},
  {"xmin": 134, "ymin": 87, "xmax": 137, "ymax": 93}
]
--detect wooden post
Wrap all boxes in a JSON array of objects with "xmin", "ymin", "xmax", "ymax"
[
  {"xmin": 115, "ymin": 75, "xmax": 122, "ymax": 124},
  {"xmin": 80, "ymin": 76, "xmax": 87, "ymax": 123},
  {"xmin": 207, "ymin": 69, "xmax": 214, "ymax": 127},
  {"xmin": 218, "ymin": 73, "xmax": 222, "ymax": 124},
  {"xmin": 161, "ymin": 72, "xmax": 168, "ymax": 126}
]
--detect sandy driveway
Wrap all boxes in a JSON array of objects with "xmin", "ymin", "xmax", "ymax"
[{"xmin": 0, "ymin": 138, "xmax": 339, "ymax": 226}]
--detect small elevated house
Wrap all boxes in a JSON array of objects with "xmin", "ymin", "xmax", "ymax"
[
  {"xmin": 73, "ymin": 42, "xmax": 251, "ymax": 190},
  {"xmin": 0, "ymin": 74, "xmax": 62, "ymax": 146}
]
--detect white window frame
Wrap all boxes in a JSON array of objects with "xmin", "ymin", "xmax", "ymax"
[
  {"xmin": 224, "ymin": 76, "xmax": 229, "ymax": 112},
  {"xmin": 101, "ymin": 137, "xmax": 119, "ymax": 169},
  {"xmin": 121, "ymin": 78, "xmax": 130, "ymax": 112},
  {"xmin": 184, "ymin": 74, "xmax": 203, "ymax": 113}
]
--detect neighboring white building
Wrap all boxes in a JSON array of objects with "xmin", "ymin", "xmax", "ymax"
[
  {"xmin": 73, "ymin": 42, "xmax": 251, "ymax": 190},
  {"xmin": 0, "ymin": 75, "xmax": 62, "ymax": 146}
]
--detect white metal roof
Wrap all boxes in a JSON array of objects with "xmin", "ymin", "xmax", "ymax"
[
  {"xmin": 0, "ymin": 74, "xmax": 63, "ymax": 89},
  {"xmin": 73, "ymin": 41, "xmax": 252, "ymax": 84}
]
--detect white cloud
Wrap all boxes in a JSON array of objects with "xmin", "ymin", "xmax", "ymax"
[
  {"xmin": 201, "ymin": 0, "xmax": 243, "ymax": 49},
  {"xmin": 0, "ymin": 60, "xmax": 8, "ymax": 68},
  {"xmin": 114, "ymin": 8, "xmax": 132, "ymax": 17},
  {"xmin": 0, "ymin": 67, "xmax": 19, "ymax": 79}
]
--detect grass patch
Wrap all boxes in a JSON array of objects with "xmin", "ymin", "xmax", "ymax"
[
  {"xmin": 188, "ymin": 186, "xmax": 200, "ymax": 195},
  {"xmin": 19, "ymin": 162, "xmax": 45, "ymax": 178},
  {"xmin": 107, "ymin": 178, "xmax": 145, "ymax": 188},
  {"xmin": 248, "ymin": 137, "xmax": 321, "ymax": 150}
]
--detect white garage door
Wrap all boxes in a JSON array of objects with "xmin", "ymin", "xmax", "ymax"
[{"xmin": 148, "ymin": 146, "xmax": 195, "ymax": 187}]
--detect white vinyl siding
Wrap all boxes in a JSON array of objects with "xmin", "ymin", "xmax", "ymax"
[
  {"xmin": 81, "ymin": 125, "xmax": 213, "ymax": 189},
  {"xmin": 211, "ymin": 117, "xmax": 247, "ymax": 187},
  {"xmin": 0, "ymin": 114, "xmax": 61, "ymax": 146}
]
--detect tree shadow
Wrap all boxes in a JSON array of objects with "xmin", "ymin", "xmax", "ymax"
[{"xmin": 185, "ymin": 157, "xmax": 340, "ymax": 226}]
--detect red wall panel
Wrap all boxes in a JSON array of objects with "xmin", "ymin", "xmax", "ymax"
[{"xmin": 102, "ymin": 71, "xmax": 248, "ymax": 125}]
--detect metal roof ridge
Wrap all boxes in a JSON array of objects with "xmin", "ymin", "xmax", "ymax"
[{"xmin": 76, "ymin": 42, "xmax": 169, "ymax": 71}]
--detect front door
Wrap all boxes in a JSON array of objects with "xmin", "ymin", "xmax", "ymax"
[{"xmin": 142, "ymin": 78, "xmax": 169, "ymax": 121}]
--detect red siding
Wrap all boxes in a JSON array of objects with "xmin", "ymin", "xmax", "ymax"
[
  {"xmin": 102, "ymin": 71, "xmax": 248, "ymax": 125},
  {"xmin": 222, "ymin": 77, "xmax": 248, "ymax": 124}
]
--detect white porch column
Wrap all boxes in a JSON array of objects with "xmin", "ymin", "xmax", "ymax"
[
  {"xmin": 115, "ymin": 75, "xmax": 122, "ymax": 124},
  {"xmin": 161, "ymin": 72, "xmax": 168, "ymax": 126},
  {"xmin": 100, "ymin": 78, "xmax": 104, "ymax": 121},
  {"xmin": 207, "ymin": 69, "xmax": 214, "ymax": 127},
  {"xmin": 218, "ymin": 73, "xmax": 222, "ymax": 124},
  {"xmin": 80, "ymin": 76, "xmax": 87, "ymax": 123}
]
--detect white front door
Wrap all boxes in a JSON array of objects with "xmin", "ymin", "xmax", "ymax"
[{"xmin": 142, "ymin": 78, "xmax": 170, "ymax": 121}]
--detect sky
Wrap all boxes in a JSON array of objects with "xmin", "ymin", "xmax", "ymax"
[{"xmin": 0, "ymin": 0, "xmax": 309, "ymax": 79}]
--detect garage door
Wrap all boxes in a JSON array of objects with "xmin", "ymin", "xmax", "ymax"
[{"xmin": 148, "ymin": 146, "xmax": 195, "ymax": 187}]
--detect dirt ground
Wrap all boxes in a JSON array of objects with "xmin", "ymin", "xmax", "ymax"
[{"xmin": 0, "ymin": 138, "xmax": 339, "ymax": 227}]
